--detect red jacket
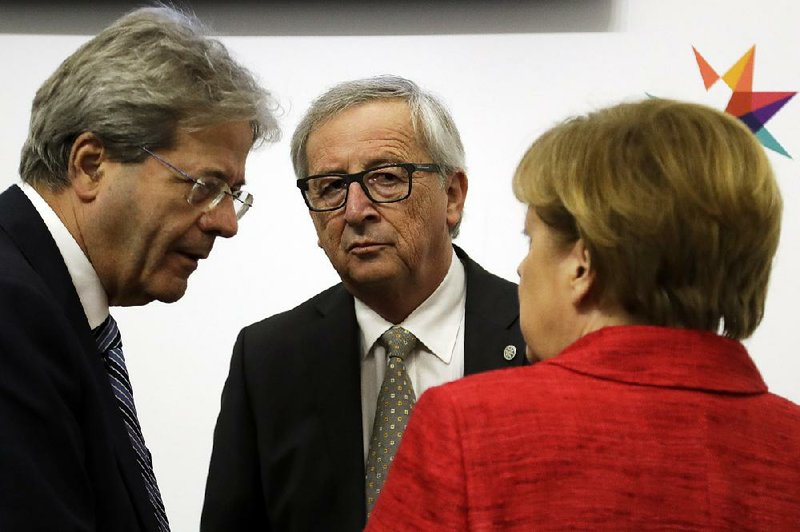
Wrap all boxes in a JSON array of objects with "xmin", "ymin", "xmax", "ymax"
[{"xmin": 367, "ymin": 326, "xmax": 800, "ymax": 530}]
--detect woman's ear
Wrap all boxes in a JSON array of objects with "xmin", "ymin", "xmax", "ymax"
[
  {"xmin": 68, "ymin": 132, "xmax": 105, "ymax": 202},
  {"xmin": 568, "ymin": 238, "xmax": 595, "ymax": 305}
]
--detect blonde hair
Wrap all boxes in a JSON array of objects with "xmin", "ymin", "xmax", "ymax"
[{"xmin": 513, "ymin": 98, "xmax": 782, "ymax": 339}]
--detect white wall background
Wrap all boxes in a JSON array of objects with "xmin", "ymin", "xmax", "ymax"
[{"xmin": 1, "ymin": 1, "xmax": 798, "ymax": 530}]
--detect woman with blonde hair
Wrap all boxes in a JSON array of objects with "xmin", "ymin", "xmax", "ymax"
[{"xmin": 367, "ymin": 98, "xmax": 800, "ymax": 530}]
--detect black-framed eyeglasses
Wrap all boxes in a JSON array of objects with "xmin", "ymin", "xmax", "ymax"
[
  {"xmin": 140, "ymin": 146, "xmax": 254, "ymax": 220},
  {"xmin": 296, "ymin": 162, "xmax": 441, "ymax": 212}
]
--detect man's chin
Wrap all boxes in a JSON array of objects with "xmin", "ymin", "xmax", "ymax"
[
  {"xmin": 144, "ymin": 276, "xmax": 190, "ymax": 305},
  {"xmin": 154, "ymin": 291, "xmax": 185, "ymax": 304},
  {"xmin": 340, "ymin": 264, "xmax": 398, "ymax": 290},
  {"xmin": 156, "ymin": 281, "xmax": 189, "ymax": 304}
]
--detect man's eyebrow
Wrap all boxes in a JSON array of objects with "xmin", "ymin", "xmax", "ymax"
[
  {"xmin": 198, "ymin": 167, "xmax": 245, "ymax": 187},
  {"xmin": 364, "ymin": 157, "xmax": 403, "ymax": 169},
  {"xmin": 314, "ymin": 157, "xmax": 405, "ymax": 175}
]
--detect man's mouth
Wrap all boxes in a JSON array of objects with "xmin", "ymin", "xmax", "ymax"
[
  {"xmin": 346, "ymin": 242, "xmax": 388, "ymax": 254},
  {"xmin": 174, "ymin": 248, "xmax": 210, "ymax": 270}
]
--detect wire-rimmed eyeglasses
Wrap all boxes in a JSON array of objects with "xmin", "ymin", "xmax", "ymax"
[
  {"xmin": 140, "ymin": 146, "xmax": 253, "ymax": 220},
  {"xmin": 296, "ymin": 162, "xmax": 441, "ymax": 212}
]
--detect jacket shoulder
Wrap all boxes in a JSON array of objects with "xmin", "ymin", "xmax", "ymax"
[
  {"xmin": 237, "ymin": 283, "xmax": 353, "ymax": 346},
  {"xmin": 456, "ymin": 245, "xmax": 520, "ymax": 331}
]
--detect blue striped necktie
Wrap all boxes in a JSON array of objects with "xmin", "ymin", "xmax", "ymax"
[{"xmin": 93, "ymin": 315, "xmax": 170, "ymax": 532}]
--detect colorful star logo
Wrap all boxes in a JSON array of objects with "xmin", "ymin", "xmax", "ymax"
[{"xmin": 693, "ymin": 45, "xmax": 796, "ymax": 158}]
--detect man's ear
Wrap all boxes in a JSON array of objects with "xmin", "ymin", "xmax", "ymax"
[
  {"xmin": 568, "ymin": 238, "xmax": 595, "ymax": 306},
  {"xmin": 68, "ymin": 132, "xmax": 106, "ymax": 202},
  {"xmin": 445, "ymin": 170, "xmax": 468, "ymax": 230}
]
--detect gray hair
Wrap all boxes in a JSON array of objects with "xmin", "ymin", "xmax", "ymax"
[
  {"xmin": 290, "ymin": 75, "xmax": 465, "ymax": 236},
  {"xmin": 19, "ymin": 5, "xmax": 281, "ymax": 190}
]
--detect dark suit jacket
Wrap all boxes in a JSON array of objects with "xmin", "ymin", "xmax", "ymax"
[
  {"xmin": 0, "ymin": 185, "xmax": 160, "ymax": 532},
  {"xmin": 202, "ymin": 246, "xmax": 526, "ymax": 531},
  {"xmin": 367, "ymin": 325, "xmax": 800, "ymax": 530}
]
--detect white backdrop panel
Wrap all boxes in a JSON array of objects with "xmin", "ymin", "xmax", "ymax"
[{"xmin": 1, "ymin": 17, "xmax": 798, "ymax": 532}]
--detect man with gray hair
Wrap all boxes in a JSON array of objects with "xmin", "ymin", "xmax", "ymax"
[
  {"xmin": 202, "ymin": 75, "xmax": 525, "ymax": 531},
  {"xmin": 0, "ymin": 7, "xmax": 279, "ymax": 531}
]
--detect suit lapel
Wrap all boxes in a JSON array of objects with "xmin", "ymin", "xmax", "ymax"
[
  {"xmin": 0, "ymin": 185, "xmax": 159, "ymax": 532},
  {"xmin": 309, "ymin": 286, "xmax": 367, "ymax": 528},
  {"xmin": 456, "ymin": 245, "xmax": 527, "ymax": 375}
]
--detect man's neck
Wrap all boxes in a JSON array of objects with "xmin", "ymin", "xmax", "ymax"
[
  {"xmin": 34, "ymin": 184, "xmax": 87, "ymax": 254},
  {"xmin": 346, "ymin": 248, "xmax": 454, "ymax": 324}
]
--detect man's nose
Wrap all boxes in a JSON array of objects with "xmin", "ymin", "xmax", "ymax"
[
  {"xmin": 198, "ymin": 198, "xmax": 239, "ymax": 238},
  {"xmin": 344, "ymin": 181, "xmax": 379, "ymax": 224}
]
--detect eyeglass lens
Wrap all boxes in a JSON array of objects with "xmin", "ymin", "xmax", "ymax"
[{"xmin": 305, "ymin": 165, "xmax": 410, "ymax": 210}]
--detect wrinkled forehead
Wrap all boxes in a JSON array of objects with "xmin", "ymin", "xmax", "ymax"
[
  {"xmin": 308, "ymin": 99, "xmax": 415, "ymax": 142},
  {"xmin": 305, "ymin": 100, "xmax": 428, "ymax": 173}
]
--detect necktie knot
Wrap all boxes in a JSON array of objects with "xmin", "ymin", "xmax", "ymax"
[
  {"xmin": 92, "ymin": 314, "xmax": 122, "ymax": 353},
  {"xmin": 380, "ymin": 326, "xmax": 417, "ymax": 362}
]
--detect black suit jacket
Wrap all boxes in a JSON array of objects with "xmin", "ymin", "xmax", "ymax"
[
  {"xmin": 202, "ymin": 246, "xmax": 526, "ymax": 531},
  {"xmin": 0, "ymin": 185, "xmax": 160, "ymax": 531}
]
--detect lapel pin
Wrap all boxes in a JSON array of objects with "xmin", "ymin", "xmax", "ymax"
[{"xmin": 503, "ymin": 345, "xmax": 517, "ymax": 361}]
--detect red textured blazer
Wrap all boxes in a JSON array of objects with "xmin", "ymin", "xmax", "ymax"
[{"xmin": 367, "ymin": 326, "xmax": 800, "ymax": 530}]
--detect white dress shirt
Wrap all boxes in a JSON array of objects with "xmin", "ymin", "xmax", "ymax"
[
  {"xmin": 357, "ymin": 247, "xmax": 466, "ymax": 461},
  {"xmin": 20, "ymin": 183, "xmax": 108, "ymax": 328}
]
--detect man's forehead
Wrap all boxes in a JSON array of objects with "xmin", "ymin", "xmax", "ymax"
[
  {"xmin": 314, "ymin": 100, "xmax": 412, "ymax": 133},
  {"xmin": 305, "ymin": 101, "xmax": 425, "ymax": 169}
]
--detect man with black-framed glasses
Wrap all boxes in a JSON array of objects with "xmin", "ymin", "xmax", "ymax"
[
  {"xmin": 203, "ymin": 75, "xmax": 527, "ymax": 532},
  {"xmin": 0, "ymin": 7, "xmax": 279, "ymax": 531}
]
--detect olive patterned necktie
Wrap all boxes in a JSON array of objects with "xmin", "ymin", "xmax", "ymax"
[{"xmin": 365, "ymin": 325, "xmax": 418, "ymax": 514}]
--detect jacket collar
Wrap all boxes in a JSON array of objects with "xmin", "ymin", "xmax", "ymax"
[{"xmin": 548, "ymin": 325, "xmax": 767, "ymax": 394}]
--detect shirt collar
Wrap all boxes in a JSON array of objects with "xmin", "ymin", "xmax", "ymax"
[
  {"xmin": 355, "ymin": 247, "xmax": 466, "ymax": 363},
  {"xmin": 21, "ymin": 183, "xmax": 109, "ymax": 328}
]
